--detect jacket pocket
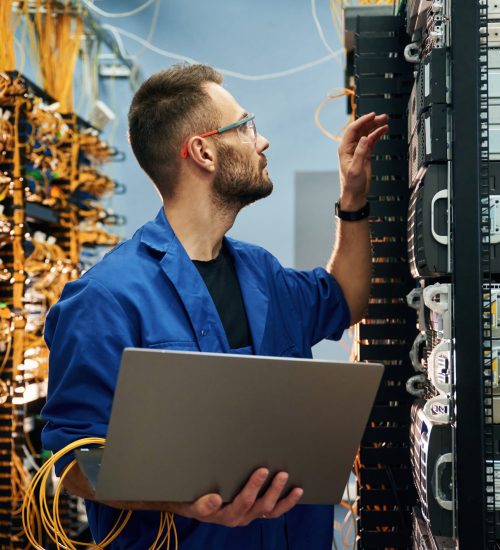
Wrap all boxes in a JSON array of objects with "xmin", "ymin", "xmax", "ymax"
[{"xmin": 146, "ymin": 340, "xmax": 199, "ymax": 351}]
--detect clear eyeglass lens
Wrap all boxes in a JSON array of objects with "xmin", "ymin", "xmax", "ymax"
[{"xmin": 237, "ymin": 119, "xmax": 257, "ymax": 144}]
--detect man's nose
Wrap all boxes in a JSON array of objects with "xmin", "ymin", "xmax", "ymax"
[{"xmin": 256, "ymin": 133, "xmax": 270, "ymax": 153}]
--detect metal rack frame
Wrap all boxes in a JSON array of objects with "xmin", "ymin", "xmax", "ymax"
[
  {"xmin": 451, "ymin": 0, "xmax": 496, "ymax": 547},
  {"xmin": 345, "ymin": 10, "xmax": 417, "ymax": 548}
]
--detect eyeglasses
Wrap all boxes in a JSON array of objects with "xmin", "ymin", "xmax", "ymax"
[{"xmin": 181, "ymin": 113, "xmax": 257, "ymax": 159}]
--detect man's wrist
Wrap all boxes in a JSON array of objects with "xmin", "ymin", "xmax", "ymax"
[{"xmin": 335, "ymin": 200, "xmax": 370, "ymax": 221}]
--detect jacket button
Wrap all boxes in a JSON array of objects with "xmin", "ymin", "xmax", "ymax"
[{"xmin": 201, "ymin": 329, "xmax": 207, "ymax": 337}]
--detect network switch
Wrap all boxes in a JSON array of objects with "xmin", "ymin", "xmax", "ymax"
[
  {"xmin": 408, "ymin": 49, "xmax": 448, "ymax": 142},
  {"xmin": 410, "ymin": 401, "xmax": 453, "ymax": 536},
  {"xmin": 409, "ymin": 162, "xmax": 500, "ymax": 276},
  {"xmin": 408, "ymin": 164, "xmax": 449, "ymax": 277}
]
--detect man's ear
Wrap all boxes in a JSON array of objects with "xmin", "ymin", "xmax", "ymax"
[{"xmin": 185, "ymin": 137, "xmax": 216, "ymax": 173}]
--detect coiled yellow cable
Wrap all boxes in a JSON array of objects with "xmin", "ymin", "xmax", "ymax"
[{"xmin": 22, "ymin": 437, "xmax": 178, "ymax": 549}]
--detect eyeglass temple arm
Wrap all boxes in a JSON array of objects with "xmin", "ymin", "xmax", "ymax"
[
  {"xmin": 181, "ymin": 129, "xmax": 220, "ymax": 159},
  {"xmin": 218, "ymin": 114, "xmax": 255, "ymax": 133}
]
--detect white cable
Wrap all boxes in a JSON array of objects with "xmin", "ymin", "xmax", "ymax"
[
  {"xmin": 332, "ymin": 526, "xmax": 339, "ymax": 550},
  {"xmin": 217, "ymin": 55, "xmax": 339, "ymax": 81},
  {"xmin": 82, "ymin": 0, "xmax": 157, "ymax": 18},
  {"xmin": 22, "ymin": 445, "xmax": 40, "ymax": 472},
  {"xmin": 105, "ymin": 25, "xmax": 130, "ymax": 60},
  {"xmin": 311, "ymin": 0, "xmax": 342, "ymax": 61},
  {"xmin": 102, "ymin": 25, "xmax": 343, "ymax": 81},
  {"xmin": 345, "ymin": 482, "xmax": 358, "ymax": 550}
]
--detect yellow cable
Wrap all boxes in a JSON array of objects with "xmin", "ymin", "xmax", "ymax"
[
  {"xmin": 21, "ymin": 437, "xmax": 108, "ymax": 548},
  {"xmin": 22, "ymin": 437, "xmax": 176, "ymax": 549},
  {"xmin": 314, "ymin": 87, "xmax": 355, "ymax": 143},
  {"xmin": 155, "ymin": 513, "xmax": 178, "ymax": 550},
  {"xmin": 148, "ymin": 512, "xmax": 168, "ymax": 550},
  {"xmin": 53, "ymin": 460, "xmax": 133, "ymax": 549},
  {"xmin": 0, "ymin": 0, "xmax": 17, "ymax": 71},
  {"xmin": 33, "ymin": 0, "xmax": 84, "ymax": 113}
]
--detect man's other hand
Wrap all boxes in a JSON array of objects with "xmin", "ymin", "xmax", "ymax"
[
  {"xmin": 338, "ymin": 112, "xmax": 389, "ymax": 209},
  {"xmin": 167, "ymin": 468, "xmax": 303, "ymax": 527}
]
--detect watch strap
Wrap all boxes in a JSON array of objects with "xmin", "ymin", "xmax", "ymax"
[{"xmin": 334, "ymin": 201, "xmax": 370, "ymax": 221}]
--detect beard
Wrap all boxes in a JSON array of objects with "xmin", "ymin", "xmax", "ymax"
[{"xmin": 212, "ymin": 141, "xmax": 273, "ymax": 211}]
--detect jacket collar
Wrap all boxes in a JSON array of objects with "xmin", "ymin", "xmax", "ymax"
[{"xmin": 140, "ymin": 207, "xmax": 176, "ymax": 253}]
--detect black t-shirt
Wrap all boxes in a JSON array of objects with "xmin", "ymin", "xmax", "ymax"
[{"xmin": 193, "ymin": 245, "xmax": 253, "ymax": 350}]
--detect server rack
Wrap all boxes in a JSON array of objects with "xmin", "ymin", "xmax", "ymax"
[{"xmin": 345, "ymin": 1, "xmax": 500, "ymax": 547}]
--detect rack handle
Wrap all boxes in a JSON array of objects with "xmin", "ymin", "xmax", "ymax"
[
  {"xmin": 431, "ymin": 189, "xmax": 448, "ymax": 245},
  {"xmin": 433, "ymin": 453, "xmax": 453, "ymax": 511}
]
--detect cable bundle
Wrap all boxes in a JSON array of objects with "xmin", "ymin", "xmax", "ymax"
[
  {"xmin": 0, "ymin": 304, "xmax": 12, "ymax": 380},
  {"xmin": 33, "ymin": 0, "xmax": 83, "ymax": 113},
  {"xmin": 23, "ymin": 233, "xmax": 74, "ymax": 382},
  {"xmin": 78, "ymin": 221, "xmax": 120, "ymax": 247},
  {"xmin": 79, "ymin": 132, "xmax": 119, "ymax": 165},
  {"xmin": 27, "ymin": 99, "xmax": 74, "ymax": 181},
  {"xmin": 75, "ymin": 167, "xmax": 116, "ymax": 197},
  {"xmin": 22, "ymin": 437, "xmax": 178, "ymax": 549},
  {"xmin": 0, "ymin": 0, "xmax": 17, "ymax": 72}
]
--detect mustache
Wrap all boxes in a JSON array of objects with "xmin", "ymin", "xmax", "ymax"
[{"xmin": 259, "ymin": 155, "xmax": 267, "ymax": 169}]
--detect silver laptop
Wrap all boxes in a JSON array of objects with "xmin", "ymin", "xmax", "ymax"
[{"xmin": 75, "ymin": 348, "xmax": 384, "ymax": 505}]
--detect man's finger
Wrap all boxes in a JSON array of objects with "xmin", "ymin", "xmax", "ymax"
[
  {"xmin": 266, "ymin": 488, "xmax": 304, "ymax": 519},
  {"xmin": 342, "ymin": 112, "xmax": 376, "ymax": 143},
  {"xmin": 349, "ymin": 111, "xmax": 376, "ymax": 129},
  {"xmin": 373, "ymin": 113, "xmax": 389, "ymax": 124},
  {"xmin": 347, "ymin": 136, "xmax": 370, "ymax": 179},
  {"xmin": 359, "ymin": 115, "xmax": 389, "ymax": 139},
  {"xmin": 366, "ymin": 124, "xmax": 389, "ymax": 149},
  {"xmin": 188, "ymin": 493, "xmax": 224, "ymax": 519},
  {"xmin": 341, "ymin": 113, "xmax": 388, "ymax": 152},
  {"xmin": 345, "ymin": 112, "xmax": 387, "ymax": 137},
  {"xmin": 218, "ymin": 468, "xmax": 269, "ymax": 524},
  {"xmin": 251, "ymin": 472, "xmax": 289, "ymax": 517}
]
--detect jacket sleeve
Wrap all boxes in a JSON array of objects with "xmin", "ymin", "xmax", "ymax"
[
  {"xmin": 41, "ymin": 277, "xmax": 139, "ymax": 475},
  {"xmin": 279, "ymin": 263, "xmax": 351, "ymax": 348}
]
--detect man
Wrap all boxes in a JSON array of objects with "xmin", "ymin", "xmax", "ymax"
[{"xmin": 41, "ymin": 64, "xmax": 388, "ymax": 549}]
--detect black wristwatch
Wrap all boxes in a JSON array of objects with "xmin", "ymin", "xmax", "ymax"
[{"xmin": 334, "ymin": 201, "xmax": 370, "ymax": 221}]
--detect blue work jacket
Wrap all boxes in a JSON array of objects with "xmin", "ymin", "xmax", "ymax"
[{"xmin": 41, "ymin": 207, "xmax": 350, "ymax": 550}]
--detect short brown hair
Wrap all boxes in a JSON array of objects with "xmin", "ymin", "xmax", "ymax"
[{"xmin": 128, "ymin": 64, "xmax": 223, "ymax": 197}]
